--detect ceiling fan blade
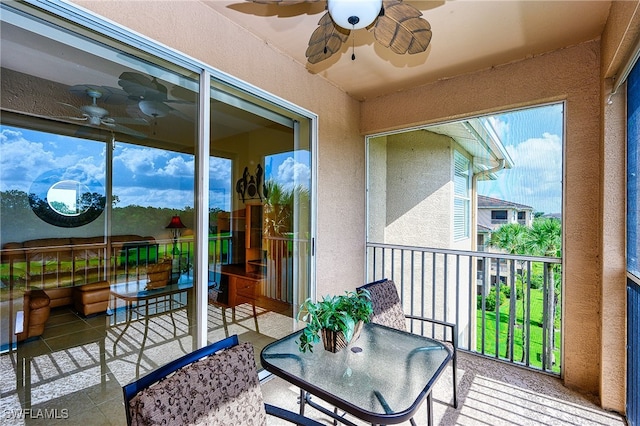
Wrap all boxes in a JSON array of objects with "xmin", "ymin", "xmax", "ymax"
[
  {"xmin": 110, "ymin": 116, "xmax": 150, "ymax": 126},
  {"xmin": 54, "ymin": 115, "xmax": 89, "ymax": 122},
  {"xmin": 306, "ymin": 12, "xmax": 350, "ymax": 64},
  {"xmin": 68, "ymin": 84, "xmax": 129, "ymax": 104},
  {"xmin": 118, "ymin": 71, "xmax": 157, "ymax": 99},
  {"xmin": 373, "ymin": 0, "xmax": 432, "ymax": 55},
  {"xmin": 119, "ymin": 72, "xmax": 153, "ymax": 88},
  {"xmin": 57, "ymin": 102, "xmax": 83, "ymax": 114}
]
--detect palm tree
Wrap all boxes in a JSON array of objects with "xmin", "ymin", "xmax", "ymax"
[
  {"xmin": 262, "ymin": 180, "xmax": 310, "ymax": 300},
  {"xmin": 263, "ymin": 180, "xmax": 310, "ymax": 239},
  {"xmin": 526, "ymin": 218, "xmax": 562, "ymax": 367},
  {"xmin": 489, "ymin": 223, "xmax": 528, "ymax": 359}
]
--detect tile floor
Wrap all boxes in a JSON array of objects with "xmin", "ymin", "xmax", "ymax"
[{"xmin": 0, "ymin": 304, "xmax": 628, "ymax": 426}]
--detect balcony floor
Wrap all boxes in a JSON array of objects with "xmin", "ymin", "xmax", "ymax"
[
  {"xmin": 263, "ymin": 349, "xmax": 626, "ymax": 425},
  {"xmin": 0, "ymin": 306, "xmax": 626, "ymax": 425}
]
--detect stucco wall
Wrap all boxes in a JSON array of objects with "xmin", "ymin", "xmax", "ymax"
[
  {"xmin": 599, "ymin": 0, "xmax": 640, "ymax": 413},
  {"xmin": 362, "ymin": 41, "xmax": 603, "ymax": 397},
  {"xmin": 384, "ymin": 131, "xmax": 453, "ymax": 248},
  {"xmin": 76, "ymin": 0, "xmax": 365, "ymax": 298}
]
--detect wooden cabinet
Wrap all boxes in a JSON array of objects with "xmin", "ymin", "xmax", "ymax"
[
  {"xmin": 245, "ymin": 203, "xmax": 265, "ymax": 275},
  {"xmin": 215, "ymin": 264, "xmax": 262, "ymax": 307}
]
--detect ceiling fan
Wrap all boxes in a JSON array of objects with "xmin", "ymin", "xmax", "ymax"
[
  {"xmin": 118, "ymin": 72, "xmax": 193, "ymax": 121},
  {"xmin": 249, "ymin": 0, "xmax": 432, "ymax": 64},
  {"xmin": 57, "ymin": 85, "xmax": 148, "ymax": 138}
]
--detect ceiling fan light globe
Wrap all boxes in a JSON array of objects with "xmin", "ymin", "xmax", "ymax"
[
  {"xmin": 82, "ymin": 105, "xmax": 109, "ymax": 119},
  {"xmin": 328, "ymin": 0, "xmax": 382, "ymax": 30},
  {"xmin": 139, "ymin": 100, "xmax": 170, "ymax": 118},
  {"xmin": 87, "ymin": 115, "xmax": 102, "ymax": 126}
]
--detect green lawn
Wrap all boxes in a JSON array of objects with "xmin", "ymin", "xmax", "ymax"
[{"xmin": 477, "ymin": 286, "xmax": 561, "ymax": 373}]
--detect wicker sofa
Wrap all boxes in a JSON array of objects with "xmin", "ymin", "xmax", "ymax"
[{"xmin": 2, "ymin": 234, "xmax": 158, "ymax": 316}]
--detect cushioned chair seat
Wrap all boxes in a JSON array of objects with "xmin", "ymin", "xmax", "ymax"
[
  {"xmin": 123, "ymin": 335, "xmax": 323, "ymax": 426},
  {"xmin": 43, "ymin": 287, "xmax": 73, "ymax": 308},
  {"xmin": 73, "ymin": 280, "xmax": 111, "ymax": 316}
]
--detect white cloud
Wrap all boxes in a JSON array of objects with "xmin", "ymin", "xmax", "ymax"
[
  {"xmin": 114, "ymin": 186, "xmax": 192, "ymax": 209},
  {"xmin": 276, "ymin": 157, "xmax": 311, "ymax": 189},
  {"xmin": 480, "ymin": 132, "xmax": 562, "ymax": 213},
  {"xmin": 159, "ymin": 155, "xmax": 194, "ymax": 177},
  {"xmin": 113, "ymin": 147, "xmax": 165, "ymax": 177},
  {"xmin": 487, "ymin": 116, "xmax": 510, "ymax": 140},
  {"xmin": 0, "ymin": 128, "xmax": 103, "ymax": 191}
]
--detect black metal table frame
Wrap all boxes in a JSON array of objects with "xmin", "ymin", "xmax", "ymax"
[
  {"xmin": 260, "ymin": 323, "xmax": 452, "ymax": 426},
  {"xmin": 110, "ymin": 280, "xmax": 192, "ymax": 375}
]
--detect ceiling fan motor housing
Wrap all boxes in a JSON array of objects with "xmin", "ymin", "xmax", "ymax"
[{"xmin": 328, "ymin": 0, "xmax": 382, "ymax": 30}]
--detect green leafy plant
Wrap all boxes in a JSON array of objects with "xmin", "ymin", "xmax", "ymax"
[{"xmin": 297, "ymin": 289, "xmax": 373, "ymax": 353}]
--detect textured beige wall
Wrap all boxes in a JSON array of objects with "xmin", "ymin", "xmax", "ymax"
[
  {"xmin": 598, "ymin": 0, "xmax": 640, "ymax": 413},
  {"xmin": 384, "ymin": 131, "xmax": 454, "ymax": 249},
  {"xmin": 362, "ymin": 42, "xmax": 603, "ymax": 396},
  {"xmin": 76, "ymin": 0, "xmax": 365, "ymax": 298}
]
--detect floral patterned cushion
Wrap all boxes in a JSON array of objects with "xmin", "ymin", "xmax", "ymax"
[
  {"xmin": 360, "ymin": 279, "xmax": 407, "ymax": 331},
  {"xmin": 128, "ymin": 342, "xmax": 267, "ymax": 425}
]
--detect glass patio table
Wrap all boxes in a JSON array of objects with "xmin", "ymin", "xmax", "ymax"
[{"xmin": 260, "ymin": 322, "xmax": 452, "ymax": 426}]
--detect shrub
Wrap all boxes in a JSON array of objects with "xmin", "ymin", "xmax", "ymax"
[
  {"xmin": 501, "ymin": 284, "xmax": 523, "ymax": 300},
  {"xmin": 530, "ymin": 274, "xmax": 543, "ymax": 289},
  {"xmin": 477, "ymin": 287, "xmax": 506, "ymax": 311}
]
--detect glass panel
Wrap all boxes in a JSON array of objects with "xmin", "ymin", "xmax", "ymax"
[
  {"xmin": 0, "ymin": 4, "xmax": 200, "ymax": 408},
  {"xmin": 628, "ymin": 61, "xmax": 640, "ymax": 278},
  {"xmin": 206, "ymin": 79, "xmax": 312, "ymax": 362}
]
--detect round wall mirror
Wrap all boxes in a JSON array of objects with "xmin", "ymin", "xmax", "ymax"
[
  {"xmin": 47, "ymin": 180, "xmax": 93, "ymax": 216},
  {"xmin": 29, "ymin": 169, "xmax": 106, "ymax": 227}
]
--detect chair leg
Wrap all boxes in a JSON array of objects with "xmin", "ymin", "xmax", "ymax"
[
  {"xmin": 220, "ymin": 306, "xmax": 229, "ymax": 337},
  {"xmin": 252, "ymin": 303, "xmax": 259, "ymax": 333},
  {"xmin": 299, "ymin": 389, "xmax": 306, "ymax": 416},
  {"xmin": 427, "ymin": 392, "xmax": 433, "ymax": 426},
  {"xmin": 452, "ymin": 353, "xmax": 458, "ymax": 408}
]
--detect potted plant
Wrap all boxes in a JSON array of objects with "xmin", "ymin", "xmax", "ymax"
[{"xmin": 297, "ymin": 289, "xmax": 373, "ymax": 353}]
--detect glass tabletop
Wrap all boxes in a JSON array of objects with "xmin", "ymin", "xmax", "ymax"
[{"xmin": 260, "ymin": 322, "xmax": 451, "ymax": 424}]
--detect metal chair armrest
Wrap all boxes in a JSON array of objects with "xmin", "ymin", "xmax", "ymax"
[
  {"xmin": 265, "ymin": 403, "xmax": 325, "ymax": 426},
  {"xmin": 405, "ymin": 314, "xmax": 459, "ymax": 409},
  {"xmin": 404, "ymin": 315, "xmax": 458, "ymax": 348}
]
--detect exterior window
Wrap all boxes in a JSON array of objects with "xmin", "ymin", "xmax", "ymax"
[
  {"xmin": 491, "ymin": 210, "xmax": 508, "ymax": 223},
  {"xmin": 453, "ymin": 150, "xmax": 470, "ymax": 240}
]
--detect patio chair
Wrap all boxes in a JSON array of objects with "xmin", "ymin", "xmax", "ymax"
[
  {"xmin": 123, "ymin": 334, "xmax": 324, "ymax": 426},
  {"xmin": 357, "ymin": 278, "xmax": 458, "ymax": 410}
]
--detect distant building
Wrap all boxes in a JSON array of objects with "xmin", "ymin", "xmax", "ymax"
[
  {"xmin": 477, "ymin": 195, "xmax": 534, "ymax": 232},
  {"xmin": 476, "ymin": 195, "xmax": 534, "ymax": 295}
]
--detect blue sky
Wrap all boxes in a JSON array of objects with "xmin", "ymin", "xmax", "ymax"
[
  {"xmin": 0, "ymin": 125, "xmax": 311, "ymax": 211},
  {"xmin": 478, "ymin": 103, "xmax": 563, "ymax": 215},
  {"xmin": 2, "ymin": 103, "xmax": 560, "ymax": 215}
]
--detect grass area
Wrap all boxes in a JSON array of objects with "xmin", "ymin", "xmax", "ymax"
[{"xmin": 477, "ymin": 286, "xmax": 561, "ymax": 374}]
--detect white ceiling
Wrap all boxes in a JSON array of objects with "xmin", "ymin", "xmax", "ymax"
[{"xmin": 203, "ymin": 0, "xmax": 612, "ymax": 101}]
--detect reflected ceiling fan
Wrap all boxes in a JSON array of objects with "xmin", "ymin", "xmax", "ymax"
[
  {"xmin": 57, "ymin": 85, "xmax": 148, "ymax": 138},
  {"xmin": 118, "ymin": 72, "xmax": 193, "ymax": 121},
  {"xmin": 249, "ymin": 0, "xmax": 432, "ymax": 64}
]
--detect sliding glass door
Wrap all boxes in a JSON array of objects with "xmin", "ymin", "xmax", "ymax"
[
  {"xmin": 0, "ymin": 5, "xmax": 314, "ymax": 417},
  {"xmin": 206, "ymin": 80, "xmax": 312, "ymax": 355}
]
